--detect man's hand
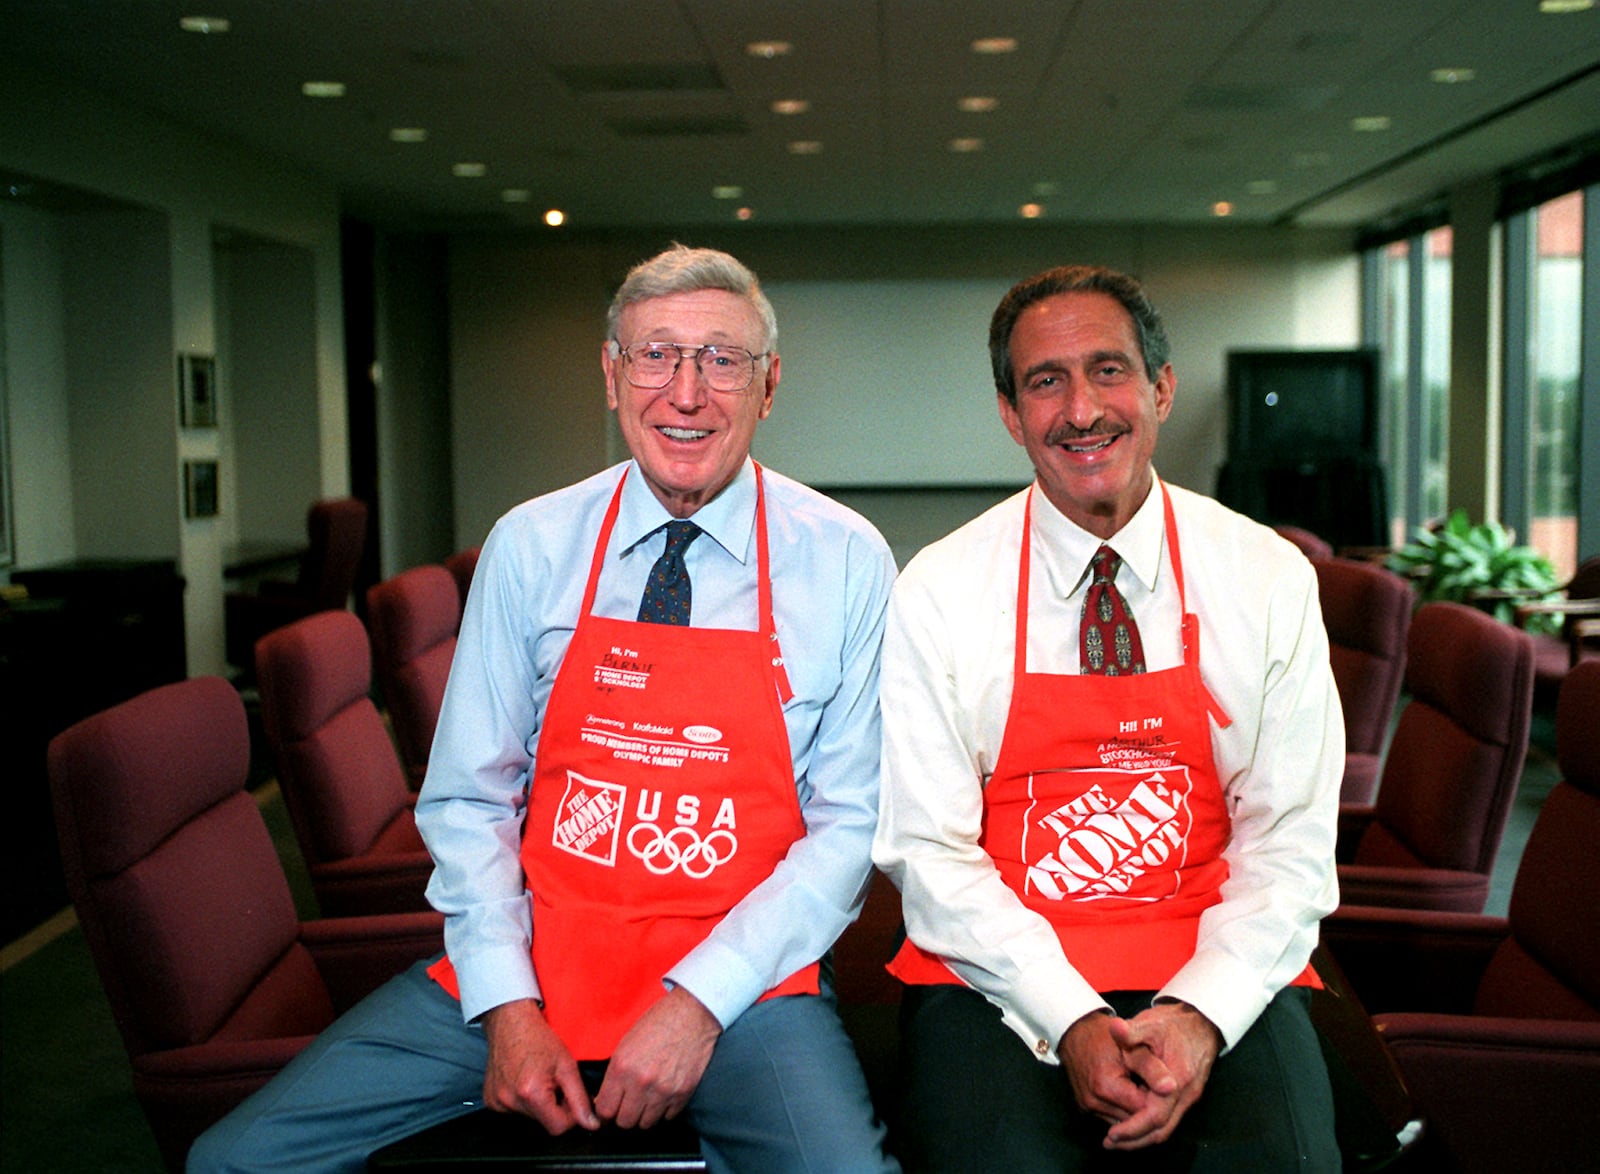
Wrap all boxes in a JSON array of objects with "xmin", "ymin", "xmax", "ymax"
[
  {"xmin": 1058, "ymin": 1009, "xmax": 1175, "ymax": 1127},
  {"xmin": 595, "ymin": 987, "xmax": 723, "ymax": 1129},
  {"xmin": 481, "ymin": 998, "xmax": 599, "ymax": 1133},
  {"xmin": 1099, "ymin": 1001, "xmax": 1222, "ymax": 1151}
]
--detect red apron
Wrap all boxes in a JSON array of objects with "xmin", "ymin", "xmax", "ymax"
[
  {"xmin": 891, "ymin": 483, "xmax": 1319, "ymax": 993},
  {"xmin": 432, "ymin": 464, "xmax": 819, "ymax": 1057}
]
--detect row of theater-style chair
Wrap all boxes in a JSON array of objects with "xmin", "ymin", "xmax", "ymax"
[
  {"xmin": 46, "ymin": 654, "xmax": 1599, "ymax": 1171},
  {"xmin": 44, "ymin": 539, "xmax": 1560, "ymax": 1170}
]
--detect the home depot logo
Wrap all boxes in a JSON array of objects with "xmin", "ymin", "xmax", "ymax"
[
  {"xmin": 1024, "ymin": 769, "xmax": 1192, "ymax": 902},
  {"xmin": 551, "ymin": 772, "xmax": 625, "ymax": 865}
]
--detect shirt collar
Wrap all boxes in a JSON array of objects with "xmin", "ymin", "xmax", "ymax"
[
  {"xmin": 616, "ymin": 457, "xmax": 757, "ymax": 565},
  {"xmin": 1034, "ymin": 472, "xmax": 1167, "ymax": 600}
]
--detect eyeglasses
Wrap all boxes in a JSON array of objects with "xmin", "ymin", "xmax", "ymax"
[{"xmin": 613, "ymin": 341, "xmax": 767, "ymax": 393}]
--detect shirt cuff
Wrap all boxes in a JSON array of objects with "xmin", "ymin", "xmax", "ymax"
[
  {"xmin": 1158, "ymin": 951, "xmax": 1270, "ymax": 1052},
  {"xmin": 664, "ymin": 937, "xmax": 765, "ymax": 1029},
  {"xmin": 453, "ymin": 941, "xmax": 544, "ymax": 1025}
]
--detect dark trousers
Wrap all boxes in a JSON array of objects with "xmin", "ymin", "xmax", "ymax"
[{"xmin": 896, "ymin": 985, "xmax": 1339, "ymax": 1174}]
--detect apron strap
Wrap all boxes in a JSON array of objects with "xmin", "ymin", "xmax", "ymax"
[
  {"xmin": 581, "ymin": 464, "xmax": 794, "ymax": 705},
  {"xmin": 752, "ymin": 463, "xmax": 796, "ymax": 705}
]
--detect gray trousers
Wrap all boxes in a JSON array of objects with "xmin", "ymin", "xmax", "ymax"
[
  {"xmin": 895, "ymin": 985, "xmax": 1339, "ymax": 1174},
  {"xmin": 188, "ymin": 957, "xmax": 898, "ymax": 1174}
]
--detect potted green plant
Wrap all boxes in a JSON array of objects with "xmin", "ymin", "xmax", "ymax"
[{"xmin": 1386, "ymin": 508, "xmax": 1560, "ymax": 630}]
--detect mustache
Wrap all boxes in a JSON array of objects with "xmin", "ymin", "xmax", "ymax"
[{"xmin": 1045, "ymin": 423, "xmax": 1126, "ymax": 447}]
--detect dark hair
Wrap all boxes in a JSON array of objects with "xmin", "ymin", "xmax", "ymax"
[{"xmin": 988, "ymin": 265, "xmax": 1169, "ymax": 404}]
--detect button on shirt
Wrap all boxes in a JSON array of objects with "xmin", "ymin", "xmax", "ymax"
[
  {"xmin": 871, "ymin": 477, "xmax": 1342, "ymax": 1057},
  {"xmin": 418, "ymin": 459, "xmax": 897, "ymax": 1028}
]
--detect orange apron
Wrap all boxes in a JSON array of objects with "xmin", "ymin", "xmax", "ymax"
[
  {"xmin": 891, "ymin": 483, "xmax": 1318, "ymax": 993},
  {"xmin": 432, "ymin": 464, "xmax": 819, "ymax": 1058}
]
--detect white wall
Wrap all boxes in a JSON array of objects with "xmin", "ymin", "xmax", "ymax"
[
  {"xmin": 0, "ymin": 65, "xmax": 348, "ymax": 676},
  {"xmin": 447, "ymin": 226, "xmax": 1361, "ymax": 555}
]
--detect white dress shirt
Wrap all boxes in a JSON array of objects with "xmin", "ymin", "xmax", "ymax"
[{"xmin": 872, "ymin": 476, "xmax": 1342, "ymax": 1058}]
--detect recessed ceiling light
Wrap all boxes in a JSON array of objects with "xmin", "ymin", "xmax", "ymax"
[
  {"xmin": 948, "ymin": 137, "xmax": 985, "ymax": 153},
  {"xmin": 301, "ymin": 81, "xmax": 346, "ymax": 98},
  {"xmin": 544, "ymin": 209, "xmax": 566, "ymax": 227},
  {"xmin": 1247, "ymin": 179, "xmax": 1278, "ymax": 195},
  {"xmin": 1019, "ymin": 203, "xmax": 1044, "ymax": 219},
  {"xmin": 771, "ymin": 99, "xmax": 810, "ymax": 115},
  {"xmin": 736, "ymin": 207, "xmax": 755, "ymax": 221},
  {"xmin": 179, "ymin": 16, "xmax": 230, "ymax": 34},
  {"xmin": 1540, "ymin": 0, "xmax": 1593, "ymax": 13},
  {"xmin": 958, "ymin": 96, "xmax": 999, "ymax": 113},
  {"xmin": 452, "ymin": 162, "xmax": 487, "ymax": 177},
  {"xmin": 1033, "ymin": 181, "xmax": 1059, "ymax": 197},
  {"xmin": 712, "ymin": 185, "xmax": 744, "ymax": 200},
  {"xmin": 788, "ymin": 140, "xmax": 824, "ymax": 155},
  {"xmin": 1430, "ymin": 67, "xmax": 1476, "ymax": 83},
  {"xmin": 971, "ymin": 37, "xmax": 1019, "ymax": 54},
  {"xmin": 747, "ymin": 41, "xmax": 793, "ymax": 58},
  {"xmin": 501, "ymin": 189, "xmax": 531, "ymax": 203},
  {"xmin": 389, "ymin": 127, "xmax": 428, "ymax": 143},
  {"xmin": 1352, "ymin": 115, "xmax": 1392, "ymax": 132},
  {"xmin": 1212, "ymin": 201, "xmax": 1235, "ymax": 217}
]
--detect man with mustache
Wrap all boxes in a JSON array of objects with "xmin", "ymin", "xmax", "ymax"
[{"xmin": 873, "ymin": 265, "xmax": 1342, "ymax": 1171}]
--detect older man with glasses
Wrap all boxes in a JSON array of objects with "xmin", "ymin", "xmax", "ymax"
[{"xmin": 191, "ymin": 245, "xmax": 900, "ymax": 1174}]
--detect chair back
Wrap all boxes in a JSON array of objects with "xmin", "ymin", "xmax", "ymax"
[
  {"xmin": 1355, "ymin": 602, "xmax": 1534, "ymax": 882},
  {"xmin": 48, "ymin": 678, "xmax": 337, "ymax": 1165},
  {"xmin": 1275, "ymin": 524, "xmax": 1334, "ymax": 561},
  {"xmin": 1317, "ymin": 558, "xmax": 1412, "ymax": 760},
  {"xmin": 1474, "ymin": 659, "xmax": 1600, "ymax": 1019},
  {"xmin": 256, "ymin": 610, "xmax": 420, "ymax": 870},
  {"xmin": 445, "ymin": 545, "xmax": 481, "ymax": 610},
  {"xmin": 297, "ymin": 497, "xmax": 369, "ymax": 611},
  {"xmin": 367, "ymin": 564, "xmax": 461, "ymax": 787}
]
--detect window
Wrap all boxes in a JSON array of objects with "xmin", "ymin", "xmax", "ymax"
[{"xmin": 1525, "ymin": 190, "xmax": 1583, "ymax": 580}]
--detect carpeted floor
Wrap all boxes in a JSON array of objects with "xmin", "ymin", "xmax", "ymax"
[{"xmin": 0, "ymin": 713, "xmax": 1563, "ymax": 1172}]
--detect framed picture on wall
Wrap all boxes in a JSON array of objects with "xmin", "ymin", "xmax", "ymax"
[
  {"xmin": 184, "ymin": 459, "xmax": 219, "ymax": 519},
  {"xmin": 178, "ymin": 352, "xmax": 218, "ymax": 428}
]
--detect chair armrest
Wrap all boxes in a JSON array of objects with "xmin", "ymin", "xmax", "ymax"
[
  {"xmin": 308, "ymin": 852, "xmax": 436, "ymax": 918},
  {"xmin": 1335, "ymin": 864, "xmax": 1490, "ymax": 914},
  {"xmin": 1373, "ymin": 1015, "xmax": 1600, "ymax": 1173},
  {"xmin": 300, "ymin": 910, "xmax": 444, "ymax": 1012},
  {"xmin": 1321, "ymin": 905, "xmax": 1506, "ymax": 1014}
]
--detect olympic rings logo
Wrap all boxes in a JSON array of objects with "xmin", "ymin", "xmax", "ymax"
[{"xmin": 626, "ymin": 822, "xmax": 738, "ymax": 878}]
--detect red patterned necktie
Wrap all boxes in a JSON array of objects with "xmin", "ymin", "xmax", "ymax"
[
  {"xmin": 1080, "ymin": 545, "xmax": 1146, "ymax": 675},
  {"xmin": 638, "ymin": 520, "xmax": 700, "ymax": 625}
]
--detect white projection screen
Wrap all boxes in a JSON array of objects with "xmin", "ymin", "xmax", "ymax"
[{"xmin": 751, "ymin": 280, "xmax": 1035, "ymax": 487}]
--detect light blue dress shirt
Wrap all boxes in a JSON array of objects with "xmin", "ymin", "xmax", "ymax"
[{"xmin": 416, "ymin": 458, "xmax": 896, "ymax": 1029}]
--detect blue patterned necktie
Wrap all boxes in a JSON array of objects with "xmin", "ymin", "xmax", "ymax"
[
  {"xmin": 1080, "ymin": 545, "xmax": 1146, "ymax": 675},
  {"xmin": 638, "ymin": 520, "xmax": 701, "ymax": 625}
]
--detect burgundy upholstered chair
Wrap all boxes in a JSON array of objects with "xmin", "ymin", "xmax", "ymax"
[
  {"xmin": 255, "ymin": 610, "xmax": 434, "ymax": 917},
  {"xmin": 366, "ymin": 564, "xmax": 461, "ymax": 789},
  {"xmin": 1275, "ymin": 524, "xmax": 1335, "ymax": 561},
  {"xmin": 1513, "ymin": 554, "xmax": 1600, "ymax": 711},
  {"xmin": 1316, "ymin": 557, "xmax": 1413, "ymax": 803},
  {"xmin": 1321, "ymin": 659, "xmax": 1600, "ymax": 1173},
  {"xmin": 225, "ymin": 497, "xmax": 369, "ymax": 673},
  {"xmin": 444, "ymin": 545, "xmax": 481, "ymax": 610},
  {"xmin": 1336, "ymin": 601, "xmax": 1535, "ymax": 913},
  {"xmin": 48, "ymin": 676, "xmax": 443, "ymax": 1170}
]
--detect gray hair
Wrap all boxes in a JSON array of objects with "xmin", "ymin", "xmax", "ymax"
[
  {"xmin": 989, "ymin": 265, "xmax": 1169, "ymax": 404},
  {"xmin": 606, "ymin": 244, "xmax": 778, "ymax": 353}
]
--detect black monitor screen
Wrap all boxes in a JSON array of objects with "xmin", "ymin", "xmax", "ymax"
[{"xmin": 1226, "ymin": 349, "xmax": 1379, "ymax": 460}]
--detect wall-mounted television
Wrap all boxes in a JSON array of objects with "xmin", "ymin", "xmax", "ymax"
[{"xmin": 1226, "ymin": 348, "xmax": 1379, "ymax": 460}]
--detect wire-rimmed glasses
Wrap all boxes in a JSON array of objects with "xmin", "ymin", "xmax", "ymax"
[{"xmin": 612, "ymin": 341, "xmax": 767, "ymax": 393}]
